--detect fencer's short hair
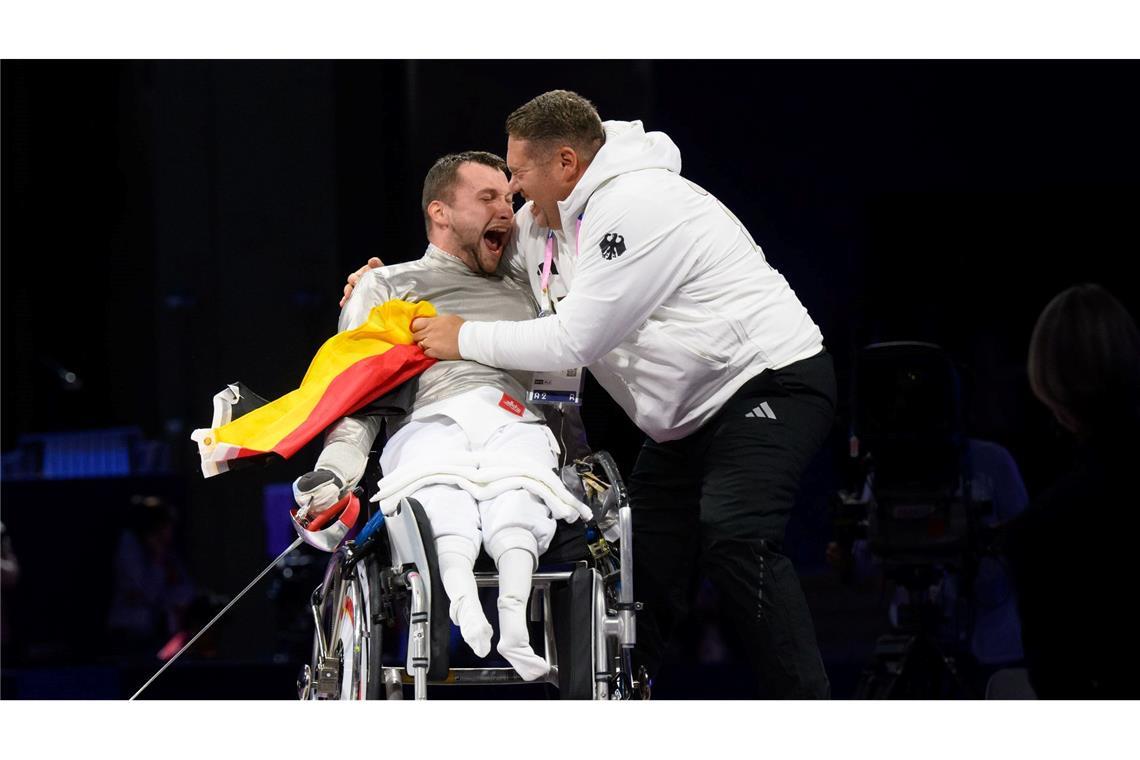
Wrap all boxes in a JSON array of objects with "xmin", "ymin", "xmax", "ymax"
[
  {"xmin": 505, "ymin": 90, "xmax": 606, "ymax": 162},
  {"xmin": 422, "ymin": 151, "xmax": 508, "ymax": 234},
  {"xmin": 1027, "ymin": 283, "xmax": 1140, "ymax": 438}
]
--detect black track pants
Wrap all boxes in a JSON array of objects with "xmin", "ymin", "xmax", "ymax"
[{"xmin": 629, "ymin": 351, "xmax": 836, "ymax": 698}]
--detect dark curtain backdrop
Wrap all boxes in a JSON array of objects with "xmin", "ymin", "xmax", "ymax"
[{"xmin": 4, "ymin": 60, "xmax": 1138, "ymax": 662}]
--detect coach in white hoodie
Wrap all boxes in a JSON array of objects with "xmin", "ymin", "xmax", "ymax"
[{"xmin": 411, "ymin": 91, "xmax": 835, "ymax": 698}]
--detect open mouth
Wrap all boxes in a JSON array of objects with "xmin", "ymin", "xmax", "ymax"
[{"xmin": 483, "ymin": 228, "xmax": 508, "ymax": 254}]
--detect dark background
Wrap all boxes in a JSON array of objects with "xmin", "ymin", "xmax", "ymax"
[{"xmin": 2, "ymin": 60, "xmax": 1138, "ymax": 698}]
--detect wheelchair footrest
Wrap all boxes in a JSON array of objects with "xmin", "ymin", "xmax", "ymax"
[{"xmin": 384, "ymin": 666, "xmax": 557, "ymax": 687}]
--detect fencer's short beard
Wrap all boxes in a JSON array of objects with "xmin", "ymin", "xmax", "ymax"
[
  {"xmin": 456, "ymin": 239, "xmax": 499, "ymax": 275},
  {"xmin": 477, "ymin": 243, "xmax": 504, "ymax": 274}
]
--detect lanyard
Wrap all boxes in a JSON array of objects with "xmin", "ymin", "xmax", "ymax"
[
  {"xmin": 540, "ymin": 214, "xmax": 583, "ymax": 297},
  {"xmin": 531, "ymin": 213, "xmax": 587, "ymax": 408}
]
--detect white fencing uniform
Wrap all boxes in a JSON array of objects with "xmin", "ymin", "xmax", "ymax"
[
  {"xmin": 376, "ymin": 388, "xmax": 569, "ymax": 680},
  {"xmin": 302, "ymin": 246, "xmax": 591, "ymax": 680},
  {"xmin": 377, "ymin": 390, "xmax": 565, "ymax": 565}
]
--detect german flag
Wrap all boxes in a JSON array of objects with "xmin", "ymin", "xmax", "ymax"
[{"xmin": 191, "ymin": 299, "xmax": 437, "ymax": 477}]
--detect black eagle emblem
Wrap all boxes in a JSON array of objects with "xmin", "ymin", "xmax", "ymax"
[{"xmin": 599, "ymin": 233, "xmax": 626, "ymax": 260}]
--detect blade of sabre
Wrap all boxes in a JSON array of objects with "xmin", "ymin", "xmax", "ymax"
[{"xmin": 129, "ymin": 536, "xmax": 305, "ymax": 701}]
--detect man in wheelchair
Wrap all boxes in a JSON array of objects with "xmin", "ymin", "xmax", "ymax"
[{"xmin": 293, "ymin": 150, "xmax": 596, "ymax": 683}]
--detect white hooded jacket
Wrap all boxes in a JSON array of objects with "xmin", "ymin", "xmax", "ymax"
[{"xmin": 461, "ymin": 120, "xmax": 824, "ymax": 443}]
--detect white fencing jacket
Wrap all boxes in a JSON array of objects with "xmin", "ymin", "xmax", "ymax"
[{"xmin": 461, "ymin": 120, "xmax": 825, "ymax": 442}]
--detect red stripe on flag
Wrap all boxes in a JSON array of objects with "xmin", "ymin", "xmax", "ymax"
[{"xmin": 270, "ymin": 345, "xmax": 435, "ymax": 459}]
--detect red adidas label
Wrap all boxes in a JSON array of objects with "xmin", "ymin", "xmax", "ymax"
[{"xmin": 499, "ymin": 393, "xmax": 524, "ymax": 416}]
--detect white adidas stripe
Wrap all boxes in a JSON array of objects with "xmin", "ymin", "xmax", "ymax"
[{"xmin": 745, "ymin": 403, "xmax": 778, "ymax": 420}]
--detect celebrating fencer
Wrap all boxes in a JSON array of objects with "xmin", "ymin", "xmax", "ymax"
[{"xmin": 292, "ymin": 151, "xmax": 591, "ymax": 681}]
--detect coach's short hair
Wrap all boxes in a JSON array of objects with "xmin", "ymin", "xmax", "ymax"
[{"xmin": 505, "ymin": 90, "xmax": 606, "ymax": 162}]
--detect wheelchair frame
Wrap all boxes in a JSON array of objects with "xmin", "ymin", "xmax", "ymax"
[{"xmin": 297, "ymin": 451, "xmax": 644, "ymax": 700}]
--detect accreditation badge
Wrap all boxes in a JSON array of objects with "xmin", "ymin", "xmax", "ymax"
[{"xmin": 528, "ymin": 367, "xmax": 584, "ymax": 406}]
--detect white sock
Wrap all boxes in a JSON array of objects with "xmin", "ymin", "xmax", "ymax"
[
  {"xmin": 496, "ymin": 547, "xmax": 549, "ymax": 681},
  {"xmin": 437, "ymin": 549, "xmax": 492, "ymax": 658}
]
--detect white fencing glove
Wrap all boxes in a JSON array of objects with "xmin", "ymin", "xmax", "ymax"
[{"xmin": 292, "ymin": 469, "xmax": 346, "ymax": 526}]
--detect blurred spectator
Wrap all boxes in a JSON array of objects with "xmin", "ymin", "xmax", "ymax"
[
  {"xmin": 106, "ymin": 495, "xmax": 196, "ymax": 658},
  {"xmin": 1, "ymin": 521, "xmax": 20, "ymax": 649},
  {"xmin": 962, "ymin": 439, "xmax": 1028, "ymax": 666},
  {"xmin": 1004, "ymin": 283, "xmax": 1140, "ymax": 698}
]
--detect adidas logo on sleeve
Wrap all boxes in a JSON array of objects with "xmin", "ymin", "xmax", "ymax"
[{"xmin": 744, "ymin": 402, "xmax": 777, "ymax": 420}]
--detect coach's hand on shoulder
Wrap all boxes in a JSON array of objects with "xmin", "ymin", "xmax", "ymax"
[{"xmin": 339, "ymin": 257, "xmax": 384, "ymax": 308}]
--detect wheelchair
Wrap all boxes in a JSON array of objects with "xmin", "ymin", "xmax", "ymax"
[{"xmin": 294, "ymin": 451, "xmax": 646, "ymax": 700}]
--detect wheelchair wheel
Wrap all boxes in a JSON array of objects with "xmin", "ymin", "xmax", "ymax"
[{"xmin": 302, "ymin": 547, "xmax": 382, "ymax": 700}]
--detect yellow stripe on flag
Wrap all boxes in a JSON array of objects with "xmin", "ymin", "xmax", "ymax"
[{"xmin": 212, "ymin": 299, "xmax": 436, "ymax": 455}]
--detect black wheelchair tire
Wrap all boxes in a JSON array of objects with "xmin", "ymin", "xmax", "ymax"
[{"xmin": 363, "ymin": 554, "xmax": 386, "ymax": 699}]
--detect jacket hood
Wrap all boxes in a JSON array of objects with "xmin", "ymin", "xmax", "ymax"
[{"xmin": 557, "ymin": 120, "xmax": 682, "ymax": 231}]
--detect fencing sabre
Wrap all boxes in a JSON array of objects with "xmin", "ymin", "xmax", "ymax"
[{"xmin": 129, "ymin": 536, "xmax": 304, "ymax": 701}]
